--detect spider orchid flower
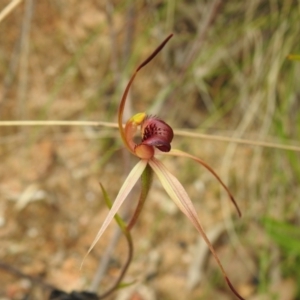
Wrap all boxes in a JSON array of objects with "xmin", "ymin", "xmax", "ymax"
[{"xmin": 88, "ymin": 34, "xmax": 244, "ymax": 300}]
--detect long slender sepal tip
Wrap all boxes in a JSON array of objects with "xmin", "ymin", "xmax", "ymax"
[
  {"xmin": 136, "ymin": 33, "xmax": 173, "ymax": 72},
  {"xmin": 225, "ymin": 277, "xmax": 245, "ymax": 300},
  {"xmin": 230, "ymin": 195, "xmax": 242, "ymax": 217}
]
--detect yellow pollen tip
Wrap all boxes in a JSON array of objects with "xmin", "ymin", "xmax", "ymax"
[{"xmin": 130, "ymin": 112, "xmax": 146, "ymax": 125}]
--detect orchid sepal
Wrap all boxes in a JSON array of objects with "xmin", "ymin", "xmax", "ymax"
[
  {"xmin": 148, "ymin": 157, "xmax": 225, "ymax": 264},
  {"xmin": 118, "ymin": 73, "xmax": 138, "ymax": 155},
  {"xmin": 84, "ymin": 159, "xmax": 147, "ymax": 260},
  {"xmin": 99, "ymin": 183, "xmax": 131, "ymax": 240},
  {"xmin": 148, "ymin": 157, "xmax": 244, "ymax": 300},
  {"xmin": 162, "ymin": 149, "xmax": 242, "ymax": 217}
]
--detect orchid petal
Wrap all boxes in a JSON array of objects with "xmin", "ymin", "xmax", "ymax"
[
  {"xmin": 148, "ymin": 157, "xmax": 244, "ymax": 300},
  {"xmin": 142, "ymin": 136, "xmax": 171, "ymax": 152},
  {"xmin": 141, "ymin": 116, "xmax": 174, "ymax": 152},
  {"xmin": 84, "ymin": 159, "xmax": 148, "ymax": 260},
  {"xmin": 164, "ymin": 149, "xmax": 242, "ymax": 217}
]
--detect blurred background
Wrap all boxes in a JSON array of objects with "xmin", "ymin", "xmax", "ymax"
[{"xmin": 0, "ymin": 1, "xmax": 300, "ymax": 299}]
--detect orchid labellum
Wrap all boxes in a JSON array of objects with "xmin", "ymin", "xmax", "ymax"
[{"xmin": 88, "ymin": 34, "xmax": 245, "ymax": 300}]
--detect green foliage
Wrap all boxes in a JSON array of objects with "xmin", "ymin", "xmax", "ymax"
[{"xmin": 263, "ymin": 217, "xmax": 300, "ymax": 296}]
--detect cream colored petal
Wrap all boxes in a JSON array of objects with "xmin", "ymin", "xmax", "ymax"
[
  {"xmin": 82, "ymin": 159, "xmax": 148, "ymax": 265},
  {"xmin": 148, "ymin": 157, "xmax": 231, "ymax": 285}
]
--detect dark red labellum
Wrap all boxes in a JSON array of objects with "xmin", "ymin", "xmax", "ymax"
[{"xmin": 141, "ymin": 116, "xmax": 174, "ymax": 152}]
